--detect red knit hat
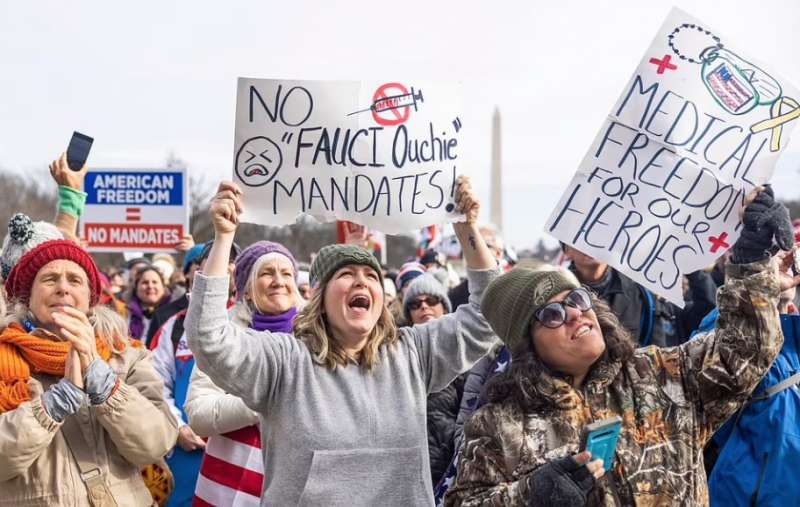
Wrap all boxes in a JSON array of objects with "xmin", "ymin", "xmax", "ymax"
[{"xmin": 5, "ymin": 239, "xmax": 102, "ymax": 306}]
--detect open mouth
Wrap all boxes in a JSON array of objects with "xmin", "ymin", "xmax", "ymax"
[
  {"xmin": 572, "ymin": 324, "xmax": 593, "ymax": 341},
  {"xmin": 348, "ymin": 294, "xmax": 371, "ymax": 312}
]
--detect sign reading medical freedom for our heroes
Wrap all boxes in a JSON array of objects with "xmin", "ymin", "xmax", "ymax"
[
  {"xmin": 232, "ymin": 78, "xmax": 465, "ymax": 234},
  {"xmin": 81, "ymin": 168, "xmax": 189, "ymax": 253},
  {"xmin": 546, "ymin": 7, "xmax": 800, "ymax": 306}
]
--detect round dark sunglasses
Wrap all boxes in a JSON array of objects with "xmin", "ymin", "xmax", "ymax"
[
  {"xmin": 532, "ymin": 288, "xmax": 593, "ymax": 329},
  {"xmin": 409, "ymin": 295, "xmax": 443, "ymax": 311}
]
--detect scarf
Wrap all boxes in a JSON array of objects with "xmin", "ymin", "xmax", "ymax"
[
  {"xmin": 128, "ymin": 293, "xmax": 170, "ymax": 341},
  {"xmin": 249, "ymin": 307, "xmax": 297, "ymax": 333},
  {"xmin": 0, "ymin": 323, "xmax": 115, "ymax": 413}
]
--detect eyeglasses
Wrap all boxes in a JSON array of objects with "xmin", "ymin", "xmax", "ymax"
[
  {"xmin": 409, "ymin": 295, "xmax": 443, "ymax": 311},
  {"xmin": 533, "ymin": 288, "xmax": 593, "ymax": 329}
]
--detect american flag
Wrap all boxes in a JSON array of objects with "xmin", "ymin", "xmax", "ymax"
[{"xmin": 706, "ymin": 62, "xmax": 754, "ymax": 113}]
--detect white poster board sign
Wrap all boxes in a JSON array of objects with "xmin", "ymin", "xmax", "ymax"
[
  {"xmin": 232, "ymin": 78, "xmax": 464, "ymax": 234},
  {"xmin": 81, "ymin": 168, "xmax": 189, "ymax": 253},
  {"xmin": 546, "ymin": 7, "xmax": 800, "ymax": 306}
]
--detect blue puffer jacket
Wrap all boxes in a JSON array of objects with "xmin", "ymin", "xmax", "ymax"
[{"xmin": 709, "ymin": 314, "xmax": 800, "ymax": 507}]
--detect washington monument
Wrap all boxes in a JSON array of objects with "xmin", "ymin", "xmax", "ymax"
[{"xmin": 490, "ymin": 107, "xmax": 503, "ymax": 232}]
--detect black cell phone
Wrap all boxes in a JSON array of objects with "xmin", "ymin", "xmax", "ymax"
[{"xmin": 66, "ymin": 131, "xmax": 93, "ymax": 171}]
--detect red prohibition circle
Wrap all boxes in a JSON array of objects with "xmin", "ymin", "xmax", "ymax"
[{"xmin": 371, "ymin": 82, "xmax": 411, "ymax": 126}]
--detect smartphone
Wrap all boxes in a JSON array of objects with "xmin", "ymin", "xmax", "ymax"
[
  {"xmin": 66, "ymin": 131, "xmax": 93, "ymax": 171},
  {"xmin": 582, "ymin": 416, "xmax": 622, "ymax": 471}
]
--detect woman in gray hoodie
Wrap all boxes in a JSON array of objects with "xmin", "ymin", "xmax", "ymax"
[{"xmin": 185, "ymin": 177, "xmax": 499, "ymax": 506}]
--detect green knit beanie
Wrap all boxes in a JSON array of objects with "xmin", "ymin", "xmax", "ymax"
[
  {"xmin": 481, "ymin": 268, "xmax": 580, "ymax": 351},
  {"xmin": 310, "ymin": 244, "xmax": 383, "ymax": 288}
]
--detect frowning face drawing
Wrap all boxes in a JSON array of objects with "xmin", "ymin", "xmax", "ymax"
[{"xmin": 235, "ymin": 136, "xmax": 283, "ymax": 187}]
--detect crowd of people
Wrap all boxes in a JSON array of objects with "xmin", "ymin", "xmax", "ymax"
[{"xmin": 0, "ymin": 152, "xmax": 799, "ymax": 506}]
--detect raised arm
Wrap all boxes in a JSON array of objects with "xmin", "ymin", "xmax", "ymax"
[
  {"xmin": 49, "ymin": 153, "xmax": 87, "ymax": 243},
  {"xmin": 451, "ymin": 175, "xmax": 497, "ymax": 271},
  {"xmin": 184, "ymin": 181, "xmax": 298, "ymax": 410},
  {"xmin": 658, "ymin": 186, "xmax": 796, "ymax": 433},
  {"xmin": 406, "ymin": 176, "xmax": 500, "ymax": 392}
]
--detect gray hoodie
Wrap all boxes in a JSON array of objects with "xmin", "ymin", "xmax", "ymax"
[{"xmin": 184, "ymin": 267, "xmax": 499, "ymax": 506}]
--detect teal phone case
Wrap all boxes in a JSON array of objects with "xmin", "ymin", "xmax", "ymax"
[{"xmin": 583, "ymin": 416, "xmax": 622, "ymax": 470}]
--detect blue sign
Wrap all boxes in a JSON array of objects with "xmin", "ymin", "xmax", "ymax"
[{"xmin": 85, "ymin": 171, "xmax": 184, "ymax": 206}]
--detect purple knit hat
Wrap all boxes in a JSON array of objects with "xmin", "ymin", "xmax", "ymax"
[{"xmin": 234, "ymin": 241, "xmax": 297, "ymax": 301}]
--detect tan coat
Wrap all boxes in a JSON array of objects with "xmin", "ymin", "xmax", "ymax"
[{"xmin": 0, "ymin": 345, "xmax": 179, "ymax": 506}]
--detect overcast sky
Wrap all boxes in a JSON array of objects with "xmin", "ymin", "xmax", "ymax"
[{"xmin": 1, "ymin": 0, "xmax": 798, "ymax": 250}]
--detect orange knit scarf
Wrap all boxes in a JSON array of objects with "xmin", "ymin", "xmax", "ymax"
[{"xmin": 0, "ymin": 323, "xmax": 117, "ymax": 413}]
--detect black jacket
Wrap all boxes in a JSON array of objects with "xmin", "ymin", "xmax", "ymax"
[
  {"xmin": 427, "ymin": 373, "xmax": 466, "ymax": 486},
  {"xmin": 145, "ymin": 294, "xmax": 189, "ymax": 344}
]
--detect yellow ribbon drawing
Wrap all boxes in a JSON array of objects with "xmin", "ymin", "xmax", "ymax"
[{"xmin": 750, "ymin": 96, "xmax": 800, "ymax": 152}]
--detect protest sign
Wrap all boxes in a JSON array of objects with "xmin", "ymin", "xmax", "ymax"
[
  {"xmin": 81, "ymin": 168, "xmax": 189, "ymax": 253},
  {"xmin": 546, "ymin": 7, "xmax": 799, "ymax": 306},
  {"xmin": 232, "ymin": 78, "xmax": 464, "ymax": 234}
]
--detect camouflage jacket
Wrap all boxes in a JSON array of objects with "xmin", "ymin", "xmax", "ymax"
[{"xmin": 445, "ymin": 260, "xmax": 783, "ymax": 506}]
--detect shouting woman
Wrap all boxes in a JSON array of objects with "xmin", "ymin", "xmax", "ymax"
[{"xmin": 185, "ymin": 177, "xmax": 499, "ymax": 505}]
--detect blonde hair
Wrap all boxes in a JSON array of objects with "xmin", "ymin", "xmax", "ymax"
[
  {"xmin": 90, "ymin": 305, "xmax": 131, "ymax": 354},
  {"xmin": 292, "ymin": 281, "xmax": 397, "ymax": 371}
]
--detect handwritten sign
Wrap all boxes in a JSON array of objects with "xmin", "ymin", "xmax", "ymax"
[
  {"xmin": 232, "ymin": 78, "xmax": 464, "ymax": 234},
  {"xmin": 81, "ymin": 168, "xmax": 189, "ymax": 253},
  {"xmin": 546, "ymin": 7, "xmax": 799, "ymax": 306}
]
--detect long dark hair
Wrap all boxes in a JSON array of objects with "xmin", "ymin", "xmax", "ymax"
[{"xmin": 485, "ymin": 292, "xmax": 635, "ymax": 413}]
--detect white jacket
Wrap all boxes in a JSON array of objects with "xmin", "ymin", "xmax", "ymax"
[{"xmin": 184, "ymin": 366, "xmax": 259, "ymax": 437}]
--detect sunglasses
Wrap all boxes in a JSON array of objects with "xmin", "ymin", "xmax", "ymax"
[
  {"xmin": 532, "ymin": 288, "xmax": 593, "ymax": 329},
  {"xmin": 409, "ymin": 295, "xmax": 443, "ymax": 311}
]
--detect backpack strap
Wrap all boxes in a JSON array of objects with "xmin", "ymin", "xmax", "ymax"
[
  {"xmin": 638, "ymin": 285, "xmax": 655, "ymax": 347},
  {"xmin": 60, "ymin": 415, "xmax": 119, "ymax": 506},
  {"xmin": 730, "ymin": 371, "xmax": 800, "ymax": 430},
  {"xmin": 170, "ymin": 311, "xmax": 187, "ymax": 352},
  {"xmin": 750, "ymin": 371, "xmax": 800, "ymax": 402}
]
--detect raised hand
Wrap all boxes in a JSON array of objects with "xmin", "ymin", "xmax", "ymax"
[
  {"xmin": 49, "ymin": 152, "xmax": 87, "ymax": 190},
  {"xmin": 732, "ymin": 185, "xmax": 793, "ymax": 264},
  {"xmin": 210, "ymin": 181, "xmax": 243, "ymax": 236},
  {"xmin": 453, "ymin": 175, "xmax": 479, "ymax": 225}
]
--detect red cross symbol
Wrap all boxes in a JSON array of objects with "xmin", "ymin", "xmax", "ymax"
[
  {"xmin": 649, "ymin": 55, "xmax": 678, "ymax": 74},
  {"xmin": 708, "ymin": 232, "xmax": 730, "ymax": 253}
]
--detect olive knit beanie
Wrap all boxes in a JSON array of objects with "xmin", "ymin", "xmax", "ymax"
[
  {"xmin": 310, "ymin": 244, "xmax": 383, "ymax": 288},
  {"xmin": 481, "ymin": 267, "xmax": 579, "ymax": 351}
]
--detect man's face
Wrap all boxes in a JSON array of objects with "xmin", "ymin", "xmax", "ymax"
[{"xmin": 564, "ymin": 246, "xmax": 605, "ymax": 271}]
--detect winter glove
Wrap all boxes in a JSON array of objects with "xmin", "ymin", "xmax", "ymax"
[
  {"xmin": 731, "ymin": 185, "xmax": 793, "ymax": 264},
  {"xmin": 40, "ymin": 378, "xmax": 85, "ymax": 422},
  {"xmin": 84, "ymin": 359, "xmax": 118, "ymax": 405},
  {"xmin": 525, "ymin": 455, "xmax": 595, "ymax": 506}
]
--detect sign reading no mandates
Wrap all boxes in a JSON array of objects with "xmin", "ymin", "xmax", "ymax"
[{"xmin": 81, "ymin": 168, "xmax": 189, "ymax": 253}]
